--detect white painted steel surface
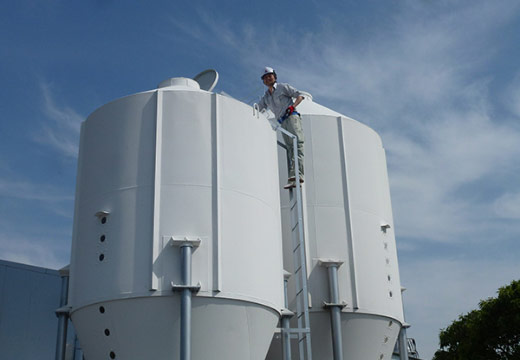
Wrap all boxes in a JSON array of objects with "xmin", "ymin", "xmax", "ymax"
[
  {"xmin": 271, "ymin": 98, "xmax": 404, "ymax": 360},
  {"xmin": 68, "ymin": 78, "xmax": 284, "ymax": 359}
]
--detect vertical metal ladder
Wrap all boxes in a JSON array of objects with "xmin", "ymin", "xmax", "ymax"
[
  {"xmin": 278, "ymin": 126, "xmax": 312, "ymax": 360},
  {"xmin": 289, "ymin": 184, "xmax": 313, "ymax": 360}
]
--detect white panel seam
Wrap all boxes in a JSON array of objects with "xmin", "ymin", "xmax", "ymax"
[
  {"xmin": 338, "ymin": 116, "xmax": 359, "ymax": 309},
  {"xmin": 213, "ymin": 93, "xmax": 222, "ymax": 291},
  {"xmin": 151, "ymin": 89, "xmax": 163, "ymax": 291}
]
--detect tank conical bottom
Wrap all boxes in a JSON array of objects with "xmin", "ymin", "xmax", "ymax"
[
  {"xmin": 72, "ymin": 296, "xmax": 278, "ymax": 360},
  {"xmin": 266, "ymin": 312, "xmax": 401, "ymax": 359}
]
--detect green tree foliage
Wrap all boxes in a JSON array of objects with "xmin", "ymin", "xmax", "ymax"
[{"xmin": 433, "ymin": 280, "xmax": 520, "ymax": 360}]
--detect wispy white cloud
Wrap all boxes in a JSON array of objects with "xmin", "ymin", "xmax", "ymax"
[
  {"xmin": 169, "ymin": 16, "xmax": 205, "ymax": 41},
  {"xmin": 401, "ymin": 256, "xmax": 520, "ymax": 359},
  {"xmin": 493, "ymin": 191, "xmax": 520, "ymax": 219},
  {"xmin": 0, "ymin": 232, "xmax": 68, "ymax": 270},
  {"xmin": 0, "ymin": 178, "xmax": 73, "ymax": 202},
  {"xmin": 35, "ymin": 83, "xmax": 83, "ymax": 158},
  {"xmin": 386, "ymin": 107, "xmax": 520, "ymax": 241},
  {"xmin": 503, "ymin": 72, "xmax": 520, "ymax": 119},
  {"xmin": 169, "ymin": 10, "xmax": 276, "ymax": 75},
  {"xmin": 171, "ymin": 3, "xmax": 520, "ymax": 358},
  {"xmin": 174, "ymin": 1, "xmax": 520, "ymax": 246}
]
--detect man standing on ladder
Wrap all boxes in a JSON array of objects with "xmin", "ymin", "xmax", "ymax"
[{"xmin": 258, "ymin": 66, "xmax": 306, "ymax": 189}]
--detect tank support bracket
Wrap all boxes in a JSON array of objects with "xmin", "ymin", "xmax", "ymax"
[
  {"xmin": 171, "ymin": 283, "xmax": 201, "ymax": 293},
  {"xmin": 164, "ymin": 236, "xmax": 202, "ymax": 248},
  {"xmin": 322, "ymin": 301, "xmax": 348, "ymax": 309}
]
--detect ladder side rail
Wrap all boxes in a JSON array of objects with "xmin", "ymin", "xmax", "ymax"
[
  {"xmin": 278, "ymin": 126, "xmax": 313, "ymax": 360},
  {"xmin": 291, "ymin": 132, "xmax": 312, "ymax": 360}
]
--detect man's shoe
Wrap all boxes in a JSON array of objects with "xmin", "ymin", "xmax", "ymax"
[
  {"xmin": 283, "ymin": 182, "xmax": 296, "ymax": 189},
  {"xmin": 288, "ymin": 176, "xmax": 304, "ymax": 183}
]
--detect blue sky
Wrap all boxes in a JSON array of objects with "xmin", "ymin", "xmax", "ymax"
[{"xmin": 2, "ymin": 1, "xmax": 520, "ymax": 358}]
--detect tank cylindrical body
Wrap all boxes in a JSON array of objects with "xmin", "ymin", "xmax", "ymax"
[
  {"xmin": 269, "ymin": 99, "xmax": 404, "ymax": 359},
  {"xmin": 68, "ymin": 79, "xmax": 284, "ymax": 360}
]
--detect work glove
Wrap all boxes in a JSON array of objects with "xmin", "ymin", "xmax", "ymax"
[{"xmin": 285, "ymin": 105, "xmax": 295, "ymax": 116}]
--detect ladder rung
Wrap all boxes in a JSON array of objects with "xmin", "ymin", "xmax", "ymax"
[
  {"xmin": 291, "ymin": 223, "xmax": 299, "ymax": 232},
  {"xmin": 293, "ymin": 243, "xmax": 301, "ymax": 252},
  {"xmin": 285, "ymin": 328, "xmax": 311, "ymax": 335}
]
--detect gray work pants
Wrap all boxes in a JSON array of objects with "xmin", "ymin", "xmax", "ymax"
[{"xmin": 281, "ymin": 114, "xmax": 304, "ymax": 179}]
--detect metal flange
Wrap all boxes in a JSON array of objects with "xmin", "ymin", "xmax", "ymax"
[
  {"xmin": 323, "ymin": 300, "xmax": 348, "ymax": 309},
  {"xmin": 171, "ymin": 282, "xmax": 201, "ymax": 293}
]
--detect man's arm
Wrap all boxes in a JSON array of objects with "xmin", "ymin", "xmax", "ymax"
[
  {"xmin": 258, "ymin": 96, "xmax": 267, "ymax": 112},
  {"xmin": 281, "ymin": 83, "xmax": 305, "ymax": 108},
  {"xmin": 293, "ymin": 95, "xmax": 304, "ymax": 108}
]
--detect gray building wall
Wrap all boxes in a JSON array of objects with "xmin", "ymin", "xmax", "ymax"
[{"xmin": 0, "ymin": 259, "xmax": 62, "ymax": 360}]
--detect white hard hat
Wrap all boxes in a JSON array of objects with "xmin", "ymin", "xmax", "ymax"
[{"xmin": 261, "ymin": 66, "xmax": 277, "ymax": 79}]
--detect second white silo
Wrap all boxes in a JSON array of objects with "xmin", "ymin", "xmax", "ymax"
[
  {"xmin": 68, "ymin": 77, "xmax": 285, "ymax": 360},
  {"xmin": 269, "ymin": 98, "xmax": 405, "ymax": 359}
]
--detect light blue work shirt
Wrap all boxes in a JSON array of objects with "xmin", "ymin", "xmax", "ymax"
[{"xmin": 258, "ymin": 82, "xmax": 304, "ymax": 120}]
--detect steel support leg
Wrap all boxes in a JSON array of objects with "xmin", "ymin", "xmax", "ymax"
[
  {"xmin": 281, "ymin": 315, "xmax": 293, "ymax": 360},
  {"xmin": 319, "ymin": 260, "xmax": 345, "ymax": 360},
  {"xmin": 180, "ymin": 245, "xmax": 193, "ymax": 360},
  {"xmin": 171, "ymin": 238, "xmax": 201, "ymax": 360},
  {"xmin": 398, "ymin": 327, "xmax": 409, "ymax": 360},
  {"xmin": 327, "ymin": 265, "xmax": 344, "ymax": 360},
  {"xmin": 55, "ymin": 267, "xmax": 70, "ymax": 360},
  {"xmin": 73, "ymin": 336, "xmax": 84, "ymax": 360}
]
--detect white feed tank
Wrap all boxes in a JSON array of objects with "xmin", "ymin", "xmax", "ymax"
[
  {"xmin": 267, "ymin": 98, "xmax": 405, "ymax": 359},
  {"xmin": 68, "ymin": 75, "xmax": 285, "ymax": 360}
]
